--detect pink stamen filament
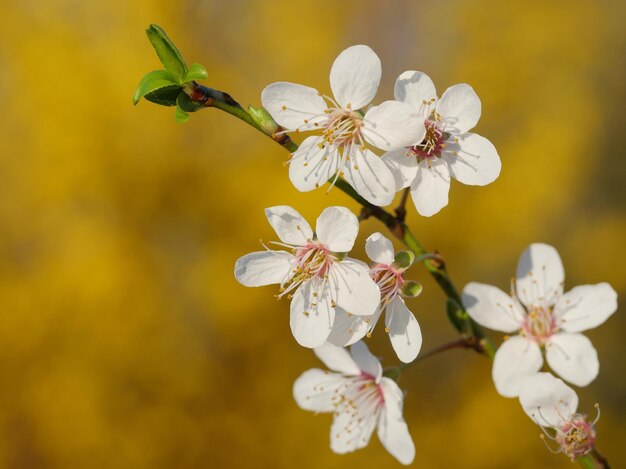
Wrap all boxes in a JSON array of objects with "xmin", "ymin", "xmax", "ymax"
[
  {"xmin": 277, "ymin": 242, "xmax": 336, "ymax": 299},
  {"xmin": 370, "ymin": 264, "xmax": 405, "ymax": 303}
]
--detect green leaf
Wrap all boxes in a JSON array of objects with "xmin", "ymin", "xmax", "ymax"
[
  {"xmin": 143, "ymin": 85, "xmax": 181, "ymax": 107},
  {"xmin": 146, "ymin": 24, "xmax": 188, "ymax": 83},
  {"xmin": 175, "ymin": 105, "xmax": 190, "ymax": 124},
  {"xmin": 133, "ymin": 70, "xmax": 179, "ymax": 105},
  {"xmin": 185, "ymin": 63, "xmax": 208, "ymax": 81},
  {"xmin": 177, "ymin": 92, "xmax": 204, "ymax": 113}
]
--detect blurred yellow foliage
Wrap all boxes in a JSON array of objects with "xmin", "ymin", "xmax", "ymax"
[{"xmin": 0, "ymin": 0, "xmax": 624, "ymax": 468}]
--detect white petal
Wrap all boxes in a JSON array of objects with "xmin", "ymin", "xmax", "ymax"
[
  {"xmin": 326, "ymin": 307, "xmax": 373, "ymax": 347},
  {"xmin": 315, "ymin": 206, "xmax": 359, "ymax": 252},
  {"xmin": 409, "ymin": 159, "xmax": 450, "ymax": 217},
  {"xmin": 362, "ymin": 101, "xmax": 426, "ymax": 151},
  {"xmin": 382, "ymin": 149, "xmax": 419, "ymax": 190},
  {"xmin": 293, "ymin": 369, "xmax": 346, "ymax": 412},
  {"xmin": 265, "ymin": 206, "xmax": 313, "ymax": 246},
  {"xmin": 462, "ymin": 282, "xmax": 524, "ymax": 333},
  {"xmin": 350, "ymin": 341, "xmax": 382, "ymax": 380},
  {"xmin": 290, "ymin": 279, "xmax": 335, "ymax": 348},
  {"xmin": 518, "ymin": 372, "xmax": 578, "ymax": 428},
  {"xmin": 492, "ymin": 336, "xmax": 543, "ymax": 398},
  {"xmin": 394, "ymin": 70, "xmax": 437, "ymax": 119},
  {"xmin": 234, "ymin": 251, "xmax": 294, "ymax": 287},
  {"xmin": 546, "ymin": 333, "xmax": 599, "ymax": 387},
  {"xmin": 313, "ymin": 341, "xmax": 360, "ymax": 375},
  {"xmin": 378, "ymin": 378, "xmax": 415, "ymax": 465},
  {"xmin": 343, "ymin": 147, "xmax": 396, "ymax": 206},
  {"xmin": 435, "ymin": 83, "xmax": 481, "ymax": 134},
  {"xmin": 554, "ymin": 283, "xmax": 618, "ymax": 333},
  {"xmin": 330, "ymin": 408, "xmax": 377, "ymax": 454},
  {"xmin": 330, "ymin": 259, "xmax": 381, "ymax": 316},
  {"xmin": 443, "ymin": 133, "xmax": 501, "ymax": 186},
  {"xmin": 515, "ymin": 243, "xmax": 564, "ymax": 309},
  {"xmin": 365, "ymin": 232, "xmax": 395, "ymax": 265},
  {"xmin": 261, "ymin": 82, "xmax": 327, "ymax": 130},
  {"xmin": 329, "ymin": 45, "xmax": 381, "ymax": 110},
  {"xmin": 289, "ymin": 136, "xmax": 340, "ymax": 192},
  {"xmin": 385, "ymin": 297, "xmax": 422, "ymax": 364}
]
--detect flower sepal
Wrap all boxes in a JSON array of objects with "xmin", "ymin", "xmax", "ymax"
[
  {"xmin": 401, "ymin": 280, "xmax": 423, "ymax": 298},
  {"xmin": 393, "ymin": 250, "xmax": 415, "ymax": 270}
]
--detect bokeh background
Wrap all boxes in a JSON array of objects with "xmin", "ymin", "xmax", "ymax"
[{"xmin": 0, "ymin": 0, "xmax": 624, "ymax": 467}]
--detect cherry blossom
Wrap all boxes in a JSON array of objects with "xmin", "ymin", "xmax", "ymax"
[
  {"xmin": 235, "ymin": 206, "xmax": 380, "ymax": 348},
  {"xmin": 328, "ymin": 233, "xmax": 423, "ymax": 363},
  {"xmin": 463, "ymin": 243, "xmax": 617, "ymax": 397},
  {"xmin": 519, "ymin": 373, "xmax": 600, "ymax": 461},
  {"xmin": 293, "ymin": 341, "xmax": 415, "ymax": 464},
  {"xmin": 262, "ymin": 46, "xmax": 425, "ymax": 206},
  {"xmin": 383, "ymin": 71, "xmax": 501, "ymax": 216}
]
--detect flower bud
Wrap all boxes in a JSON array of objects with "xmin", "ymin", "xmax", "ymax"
[{"xmin": 249, "ymin": 105, "xmax": 282, "ymax": 136}]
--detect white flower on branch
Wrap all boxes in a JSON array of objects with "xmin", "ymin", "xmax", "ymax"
[
  {"xmin": 382, "ymin": 71, "xmax": 501, "ymax": 216},
  {"xmin": 328, "ymin": 232, "xmax": 423, "ymax": 363},
  {"xmin": 234, "ymin": 206, "xmax": 380, "ymax": 348},
  {"xmin": 293, "ymin": 341, "xmax": 415, "ymax": 465},
  {"xmin": 261, "ymin": 45, "xmax": 426, "ymax": 206},
  {"xmin": 462, "ymin": 243, "xmax": 618, "ymax": 397},
  {"xmin": 519, "ymin": 372, "xmax": 600, "ymax": 461}
]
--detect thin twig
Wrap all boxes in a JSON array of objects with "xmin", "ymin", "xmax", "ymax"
[{"xmin": 395, "ymin": 187, "xmax": 410, "ymax": 222}]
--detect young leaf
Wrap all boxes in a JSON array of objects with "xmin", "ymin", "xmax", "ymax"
[
  {"xmin": 145, "ymin": 24, "xmax": 188, "ymax": 83},
  {"xmin": 144, "ymin": 86, "xmax": 181, "ymax": 107},
  {"xmin": 185, "ymin": 63, "xmax": 208, "ymax": 82},
  {"xmin": 133, "ymin": 70, "xmax": 179, "ymax": 105},
  {"xmin": 175, "ymin": 106, "xmax": 190, "ymax": 124}
]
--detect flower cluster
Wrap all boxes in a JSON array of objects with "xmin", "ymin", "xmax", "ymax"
[
  {"xmin": 462, "ymin": 243, "xmax": 616, "ymax": 458},
  {"xmin": 262, "ymin": 45, "xmax": 501, "ymax": 215},
  {"xmin": 231, "ymin": 45, "xmax": 616, "ymax": 465}
]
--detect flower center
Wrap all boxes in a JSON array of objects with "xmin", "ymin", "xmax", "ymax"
[
  {"xmin": 556, "ymin": 414, "xmax": 597, "ymax": 461},
  {"xmin": 521, "ymin": 306, "xmax": 557, "ymax": 344},
  {"xmin": 294, "ymin": 242, "xmax": 336, "ymax": 278},
  {"xmin": 277, "ymin": 242, "xmax": 336, "ymax": 299},
  {"xmin": 370, "ymin": 264, "xmax": 404, "ymax": 303},
  {"xmin": 329, "ymin": 374, "xmax": 384, "ymax": 445},
  {"xmin": 410, "ymin": 119, "xmax": 446, "ymax": 160},
  {"xmin": 321, "ymin": 108, "xmax": 364, "ymax": 148}
]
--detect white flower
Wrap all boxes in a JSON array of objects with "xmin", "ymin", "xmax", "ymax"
[
  {"xmin": 293, "ymin": 341, "xmax": 415, "ymax": 465},
  {"xmin": 328, "ymin": 233, "xmax": 423, "ymax": 363},
  {"xmin": 261, "ymin": 46, "xmax": 426, "ymax": 206},
  {"xmin": 462, "ymin": 243, "xmax": 618, "ymax": 397},
  {"xmin": 382, "ymin": 71, "xmax": 501, "ymax": 216},
  {"xmin": 234, "ymin": 206, "xmax": 380, "ymax": 348},
  {"xmin": 519, "ymin": 372, "xmax": 600, "ymax": 461}
]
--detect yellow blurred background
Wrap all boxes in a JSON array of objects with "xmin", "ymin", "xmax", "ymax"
[{"xmin": 0, "ymin": 0, "xmax": 624, "ymax": 467}]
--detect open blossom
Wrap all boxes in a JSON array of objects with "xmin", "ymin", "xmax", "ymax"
[
  {"xmin": 234, "ymin": 206, "xmax": 380, "ymax": 348},
  {"xmin": 293, "ymin": 341, "xmax": 415, "ymax": 465},
  {"xmin": 262, "ymin": 45, "xmax": 425, "ymax": 206},
  {"xmin": 519, "ymin": 373, "xmax": 600, "ymax": 461},
  {"xmin": 328, "ymin": 233, "xmax": 423, "ymax": 363},
  {"xmin": 463, "ymin": 243, "xmax": 618, "ymax": 397},
  {"xmin": 382, "ymin": 71, "xmax": 501, "ymax": 216}
]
